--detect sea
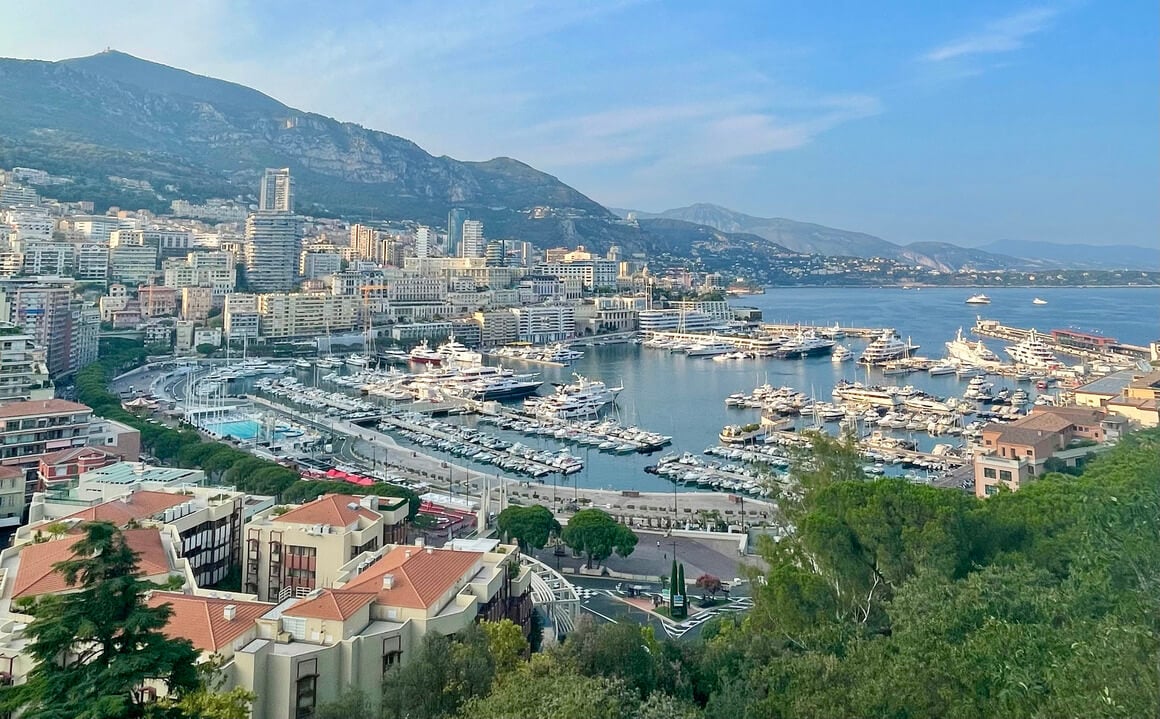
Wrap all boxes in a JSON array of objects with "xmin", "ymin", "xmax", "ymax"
[{"xmin": 329, "ymin": 287, "xmax": 1160, "ymax": 494}]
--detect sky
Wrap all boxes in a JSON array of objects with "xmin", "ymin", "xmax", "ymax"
[{"xmin": 2, "ymin": 0, "xmax": 1157, "ymax": 247}]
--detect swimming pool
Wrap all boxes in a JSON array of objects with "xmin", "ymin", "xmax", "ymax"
[{"xmin": 204, "ymin": 419, "xmax": 263, "ymax": 440}]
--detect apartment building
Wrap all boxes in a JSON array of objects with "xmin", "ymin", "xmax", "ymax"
[
  {"xmin": 300, "ymin": 251, "xmax": 342, "ymax": 279},
  {"xmin": 35, "ymin": 446, "xmax": 120, "ymax": 491},
  {"xmin": 973, "ymin": 406, "xmax": 1110, "ymax": 497},
  {"xmin": 138, "ymin": 285, "xmax": 178, "ymax": 318},
  {"xmin": 73, "ymin": 242, "xmax": 110, "ymax": 282},
  {"xmin": 109, "ymin": 228, "xmax": 194, "ymax": 261},
  {"xmin": 0, "ymin": 326, "xmax": 52, "ymax": 403},
  {"xmin": 255, "ymin": 293, "xmax": 360, "ymax": 339},
  {"xmin": 0, "ymin": 465, "xmax": 25, "ymax": 527},
  {"xmin": 245, "ymin": 213, "xmax": 302, "ymax": 293},
  {"xmin": 163, "ymin": 251, "xmax": 237, "ymax": 304},
  {"xmin": 244, "ymin": 494, "xmax": 410, "ymax": 603},
  {"xmin": 510, "ymin": 304, "xmax": 576, "ymax": 344},
  {"xmin": 532, "ymin": 259, "xmax": 619, "ymax": 290},
  {"xmin": 0, "ymin": 278, "xmax": 95, "ymax": 377},
  {"xmin": 109, "ymin": 244, "xmax": 159, "ymax": 285},
  {"xmin": 181, "ymin": 286, "xmax": 214, "ymax": 321},
  {"xmin": 0, "ymin": 399, "xmax": 92, "ymax": 505},
  {"xmin": 473, "ymin": 310, "xmax": 520, "ymax": 347}
]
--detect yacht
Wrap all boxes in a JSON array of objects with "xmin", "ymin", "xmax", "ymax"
[
  {"xmin": 686, "ymin": 341, "xmax": 734, "ymax": 357},
  {"xmin": 858, "ymin": 331, "xmax": 913, "ymax": 365},
  {"xmin": 542, "ymin": 344, "xmax": 584, "ymax": 363},
  {"xmin": 457, "ymin": 375, "xmax": 542, "ymax": 401},
  {"xmin": 775, "ymin": 331, "xmax": 835, "ymax": 359},
  {"xmin": 831, "ymin": 345, "xmax": 854, "ymax": 362},
  {"xmin": 293, "ymin": 358, "xmax": 312, "ymax": 370},
  {"xmin": 1005, "ymin": 330, "xmax": 1061, "ymax": 368},
  {"xmin": 927, "ymin": 361, "xmax": 958, "ymax": 376},
  {"xmin": 945, "ymin": 328, "xmax": 1001, "ymax": 366},
  {"xmin": 409, "ymin": 340, "xmax": 443, "ymax": 365},
  {"xmin": 528, "ymin": 374, "xmax": 622, "ymax": 418},
  {"xmin": 345, "ymin": 354, "xmax": 371, "ymax": 368},
  {"xmin": 1032, "ymin": 297, "xmax": 1048, "ymax": 305},
  {"xmin": 315, "ymin": 356, "xmax": 343, "ymax": 369},
  {"xmin": 965, "ymin": 294, "xmax": 991, "ymax": 305},
  {"xmin": 436, "ymin": 336, "xmax": 483, "ymax": 366}
]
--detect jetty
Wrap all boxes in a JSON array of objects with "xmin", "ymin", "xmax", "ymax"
[{"xmin": 972, "ymin": 318, "xmax": 1148, "ymax": 365}]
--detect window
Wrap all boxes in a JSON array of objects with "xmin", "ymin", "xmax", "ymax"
[
  {"xmin": 1028, "ymin": 466, "xmax": 1036, "ymax": 476},
  {"xmin": 999, "ymin": 470, "xmax": 1012, "ymax": 482},
  {"xmin": 985, "ymin": 485, "xmax": 998, "ymax": 496},
  {"xmin": 383, "ymin": 637, "xmax": 403, "ymax": 676},
  {"xmin": 295, "ymin": 661, "xmax": 318, "ymax": 719},
  {"xmin": 983, "ymin": 468, "xmax": 996, "ymax": 479}
]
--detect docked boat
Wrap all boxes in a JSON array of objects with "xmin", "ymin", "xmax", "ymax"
[
  {"xmin": 436, "ymin": 336, "xmax": 483, "ymax": 366},
  {"xmin": 527, "ymin": 374, "xmax": 623, "ymax": 418},
  {"xmin": 409, "ymin": 340, "xmax": 443, "ymax": 365},
  {"xmin": 719, "ymin": 424, "xmax": 765, "ymax": 444},
  {"xmin": 293, "ymin": 358, "xmax": 312, "ymax": 369},
  {"xmin": 1032, "ymin": 297, "xmax": 1048, "ymax": 305},
  {"xmin": 345, "ymin": 354, "xmax": 372, "ymax": 368},
  {"xmin": 965, "ymin": 294, "xmax": 991, "ymax": 305},
  {"xmin": 456, "ymin": 375, "xmax": 542, "ymax": 401},
  {"xmin": 686, "ymin": 341, "xmax": 734, "ymax": 357},
  {"xmin": 776, "ymin": 331, "xmax": 835, "ymax": 359},
  {"xmin": 1005, "ymin": 330, "xmax": 1061, "ymax": 369},
  {"xmin": 541, "ymin": 343, "xmax": 584, "ymax": 363},
  {"xmin": 858, "ymin": 331, "xmax": 914, "ymax": 365},
  {"xmin": 927, "ymin": 361, "xmax": 958, "ymax": 376},
  {"xmin": 831, "ymin": 345, "xmax": 854, "ymax": 362},
  {"xmin": 945, "ymin": 327, "xmax": 1001, "ymax": 366}
]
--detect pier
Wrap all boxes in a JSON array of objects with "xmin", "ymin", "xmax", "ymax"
[{"xmin": 972, "ymin": 319, "xmax": 1145, "ymax": 365}]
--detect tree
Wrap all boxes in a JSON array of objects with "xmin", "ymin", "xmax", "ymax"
[
  {"xmin": 195, "ymin": 343, "xmax": 218, "ymax": 356},
  {"xmin": 0, "ymin": 522, "xmax": 201, "ymax": 719},
  {"xmin": 381, "ymin": 626, "xmax": 496, "ymax": 719},
  {"xmin": 459, "ymin": 659, "xmax": 639, "ymax": 719},
  {"xmin": 496, "ymin": 505, "xmax": 561, "ymax": 552},
  {"xmin": 157, "ymin": 656, "xmax": 255, "ymax": 719},
  {"xmin": 561, "ymin": 509, "xmax": 638, "ymax": 568},
  {"xmin": 482, "ymin": 619, "xmax": 529, "ymax": 676},
  {"xmin": 694, "ymin": 574, "xmax": 724, "ymax": 599},
  {"xmin": 312, "ymin": 686, "xmax": 375, "ymax": 719},
  {"xmin": 561, "ymin": 618, "xmax": 660, "ymax": 698}
]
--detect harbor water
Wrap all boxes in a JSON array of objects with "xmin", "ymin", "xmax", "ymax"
[{"xmin": 308, "ymin": 287, "xmax": 1160, "ymax": 494}]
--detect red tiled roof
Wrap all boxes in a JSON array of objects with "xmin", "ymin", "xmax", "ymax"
[
  {"xmin": 283, "ymin": 589, "xmax": 377, "ymax": 621},
  {"xmin": 38, "ymin": 446, "xmax": 118, "ymax": 466},
  {"xmin": 0, "ymin": 465, "xmax": 22, "ymax": 479},
  {"xmin": 12, "ymin": 528, "xmax": 171, "ymax": 598},
  {"xmin": 273, "ymin": 494, "xmax": 379, "ymax": 527},
  {"xmin": 341, "ymin": 546, "xmax": 481, "ymax": 610},
  {"xmin": 0, "ymin": 399, "xmax": 90, "ymax": 419},
  {"xmin": 60, "ymin": 490, "xmax": 187, "ymax": 526},
  {"xmin": 147, "ymin": 592, "xmax": 269, "ymax": 652}
]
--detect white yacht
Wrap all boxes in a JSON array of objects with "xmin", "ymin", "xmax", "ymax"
[
  {"xmin": 858, "ymin": 331, "xmax": 913, "ymax": 365},
  {"xmin": 436, "ymin": 336, "xmax": 483, "ymax": 366},
  {"xmin": 1032, "ymin": 297, "xmax": 1048, "ymax": 305},
  {"xmin": 1005, "ymin": 330, "xmax": 1061, "ymax": 368},
  {"xmin": 965, "ymin": 294, "xmax": 991, "ymax": 305},
  {"xmin": 927, "ymin": 361, "xmax": 958, "ymax": 376},
  {"xmin": 945, "ymin": 328, "xmax": 1001, "ymax": 366},
  {"xmin": 831, "ymin": 345, "xmax": 854, "ymax": 362},
  {"xmin": 293, "ymin": 358, "xmax": 312, "ymax": 370},
  {"xmin": 345, "ymin": 354, "xmax": 371, "ymax": 368},
  {"xmin": 527, "ymin": 374, "xmax": 622, "ymax": 418},
  {"xmin": 776, "ymin": 331, "xmax": 835, "ymax": 359},
  {"xmin": 541, "ymin": 343, "xmax": 584, "ymax": 363},
  {"xmin": 686, "ymin": 341, "xmax": 734, "ymax": 357}
]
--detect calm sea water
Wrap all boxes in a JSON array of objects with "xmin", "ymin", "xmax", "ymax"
[{"xmin": 393, "ymin": 287, "xmax": 1159, "ymax": 494}]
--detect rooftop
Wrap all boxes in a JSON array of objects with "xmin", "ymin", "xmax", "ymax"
[
  {"xmin": 39, "ymin": 446, "xmax": 120, "ymax": 466},
  {"xmin": 79, "ymin": 462, "xmax": 203, "ymax": 486},
  {"xmin": 11, "ymin": 528, "xmax": 170, "ymax": 599},
  {"xmin": 1075, "ymin": 369, "xmax": 1139, "ymax": 397},
  {"xmin": 341, "ymin": 546, "xmax": 482, "ymax": 610},
  {"xmin": 282, "ymin": 589, "xmax": 377, "ymax": 621},
  {"xmin": 60, "ymin": 490, "xmax": 188, "ymax": 525},
  {"xmin": 0, "ymin": 399, "xmax": 90, "ymax": 420},
  {"xmin": 147, "ymin": 591, "xmax": 270, "ymax": 652},
  {"xmin": 273, "ymin": 494, "xmax": 381, "ymax": 527}
]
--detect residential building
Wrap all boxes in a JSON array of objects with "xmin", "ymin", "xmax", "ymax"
[
  {"xmin": 533, "ymin": 259, "xmax": 619, "ymax": 290},
  {"xmin": 300, "ymin": 251, "xmax": 342, "ymax": 279},
  {"xmin": 460, "ymin": 219, "xmax": 484, "ymax": 258},
  {"xmin": 0, "ymin": 326, "xmax": 52, "ymax": 403},
  {"xmin": 181, "ymin": 286, "xmax": 214, "ymax": 321},
  {"xmin": 73, "ymin": 242, "xmax": 110, "ymax": 282},
  {"xmin": 163, "ymin": 251, "xmax": 237, "ymax": 305},
  {"xmin": 511, "ymin": 304, "xmax": 575, "ymax": 344},
  {"xmin": 0, "ymin": 278, "xmax": 88, "ymax": 377},
  {"xmin": 446, "ymin": 208, "xmax": 468, "ymax": 257},
  {"xmin": 259, "ymin": 168, "xmax": 294, "ymax": 212},
  {"xmin": 71, "ymin": 215, "xmax": 122, "ymax": 243},
  {"xmin": 414, "ymin": 226, "xmax": 432, "ymax": 258},
  {"xmin": 0, "ymin": 399, "xmax": 92, "ymax": 507},
  {"xmin": 35, "ymin": 446, "xmax": 121, "ymax": 492},
  {"xmin": 224, "ymin": 294, "xmax": 261, "ymax": 340},
  {"xmin": 1075, "ymin": 369, "xmax": 1160, "ymax": 428},
  {"xmin": 473, "ymin": 310, "xmax": 520, "ymax": 347},
  {"xmin": 973, "ymin": 406, "xmax": 1111, "ymax": 497},
  {"xmin": 16, "ymin": 241, "xmax": 71, "ymax": 277},
  {"xmin": 138, "ymin": 285, "xmax": 178, "ymax": 318},
  {"xmin": 244, "ymin": 494, "xmax": 410, "ymax": 602},
  {"xmin": 86, "ymin": 415, "xmax": 141, "ymax": 460},
  {"xmin": 244, "ymin": 212, "xmax": 302, "ymax": 293},
  {"xmin": 256, "ymin": 293, "xmax": 360, "ymax": 339},
  {"xmin": 109, "ymin": 243, "xmax": 159, "ymax": 285},
  {"xmin": 110, "ymin": 228, "xmax": 194, "ymax": 261},
  {"xmin": 0, "ymin": 465, "xmax": 24, "ymax": 527}
]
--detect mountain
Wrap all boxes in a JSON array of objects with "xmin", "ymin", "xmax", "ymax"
[
  {"xmin": 974, "ymin": 240, "xmax": 1159, "ymax": 271},
  {"xmin": 616, "ymin": 203, "xmax": 1051, "ymax": 272},
  {"xmin": 0, "ymin": 50, "xmax": 610, "ymax": 234}
]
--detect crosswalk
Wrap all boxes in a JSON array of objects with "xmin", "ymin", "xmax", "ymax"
[{"xmin": 575, "ymin": 585, "xmax": 754, "ymax": 638}]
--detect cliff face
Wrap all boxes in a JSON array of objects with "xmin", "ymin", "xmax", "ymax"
[{"xmin": 0, "ymin": 51, "xmax": 608, "ymax": 223}]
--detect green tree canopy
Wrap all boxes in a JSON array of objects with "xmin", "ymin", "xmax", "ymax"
[
  {"xmin": 496, "ymin": 505, "xmax": 561, "ymax": 551},
  {"xmin": 561, "ymin": 508, "xmax": 638, "ymax": 568}
]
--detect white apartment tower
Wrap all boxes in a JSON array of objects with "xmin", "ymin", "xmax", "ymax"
[
  {"xmin": 414, "ymin": 226, "xmax": 432, "ymax": 259},
  {"xmin": 460, "ymin": 220, "xmax": 484, "ymax": 258},
  {"xmin": 258, "ymin": 168, "xmax": 293, "ymax": 212}
]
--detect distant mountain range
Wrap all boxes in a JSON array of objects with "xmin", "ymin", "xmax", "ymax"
[
  {"xmin": 0, "ymin": 51, "xmax": 1149, "ymax": 274},
  {"xmin": 614, "ymin": 204, "xmax": 1157, "ymax": 271}
]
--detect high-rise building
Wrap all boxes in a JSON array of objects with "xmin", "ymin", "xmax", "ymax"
[
  {"xmin": 446, "ymin": 208, "xmax": 468, "ymax": 257},
  {"xmin": 414, "ymin": 226, "xmax": 432, "ymax": 258},
  {"xmin": 258, "ymin": 168, "xmax": 293, "ymax": 212},
  {"xmin": 461, "ymin": 219, "xmax": 484, "ymax": 258},
  {"xmin": 245, "ymin": 168, "xmax": 302, "ymax": 294},
  {"xmin": 0, "ymin": 278, "xmax": 95, "ymax": 378},
  {"xmin": 485, "ymin": 240, "xmax": 506, "ymax": 267}
]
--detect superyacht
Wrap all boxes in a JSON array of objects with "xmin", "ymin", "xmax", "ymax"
[
  {"xmin": 1005, "ymin": 330, "xmax": 1061, "ymax": 368},
  {"xmin": 945, "ymin": 328, "xmax": 1001, "ymax": 366},
  {"xmin": 858, "ymin": 331, "xmax": 915, "ymax": 365}
]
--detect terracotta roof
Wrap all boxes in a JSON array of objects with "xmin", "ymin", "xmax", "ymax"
[
  {"xmin": 12, "ymin": 528, "xmax": 171, "ymax": 598},
  {"xmin": 341, "ymin": 546, "xmax": 482, "ymax": 610},
  {"xmin": 0, "ymin": 465, "xmax": 22, "ymax": 479},
  {"xmin": 60, "ymin": 490, "xmax": 187, "ymax": 526},
  {"xmin": 283, "ymin": 589, "xmax": 377, "ymax": 621},
  {"xmin": 0, "ymin": 399, "xmax": 90, "ymax": 419},
  {"xmin": 38, "ymin": 446, "xmax": 119, "ymax": 466},
  {"xmin": 273, "ymin": 494, "xmax": 379, "ymax": 527},
  {"xmin": 146, "ymin": 592, "xmax": 269, "ymax": 652}
]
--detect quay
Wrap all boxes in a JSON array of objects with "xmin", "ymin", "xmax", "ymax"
[
  {"xmin": 972, "ymin": 318, "xmax": 1147, "ymax": 365},
  {"xmin": 762, "ymin": 430, "xmax": 967, "ymax": 468}
]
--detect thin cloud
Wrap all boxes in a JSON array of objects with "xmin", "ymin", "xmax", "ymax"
[{"xmin": 922, "ymin": 7, "xmax": 1058, "ymax": 62}]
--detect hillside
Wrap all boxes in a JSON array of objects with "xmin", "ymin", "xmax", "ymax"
[
  {"xmin": 0, "ymin": 50, "xmax": 610, "ymax": 231},
  {"xmin": 975, "ymin": 239, "xmax": 1159, "ymax": 271}
]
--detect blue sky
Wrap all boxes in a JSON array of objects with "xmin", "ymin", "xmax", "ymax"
[{"xmin": 3, "ymin": 0, "xmax": 1157, "ymax": 247}]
